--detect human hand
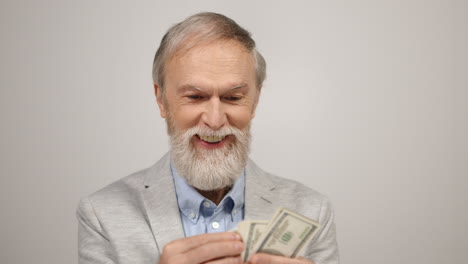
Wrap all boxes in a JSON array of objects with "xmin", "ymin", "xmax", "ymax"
[
  {"xmin": 159, "ymin": 232, "xmax": 244, "ymax": 264},
  {"xmin": 248, "ymin": 253, "xmax": 315, "ymax": 264}
]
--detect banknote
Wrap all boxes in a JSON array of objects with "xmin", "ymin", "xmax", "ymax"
[
  {"xmin": 251, "ymin": 208, "xmax": 321, "ymax": 258},
  {"xmin": 235, "ymin": 208, "xmax": 321, "ymax": 261},
  {"xmin": 235, "ymin": 221, "xmax": 249, "ymax": 244},
  {"xmin": 241, "ymin": 221, "xmax": 268, "ymax": 262}
]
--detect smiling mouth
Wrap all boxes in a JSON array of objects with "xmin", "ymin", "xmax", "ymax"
[{"xmin": 196, "ymin": 134, "xmax": 227, "ymax": 143}]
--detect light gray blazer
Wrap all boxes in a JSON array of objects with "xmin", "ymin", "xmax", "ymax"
[{"xmin": 77, "ymin": 154, "xmax": 339, "ymax": 264}]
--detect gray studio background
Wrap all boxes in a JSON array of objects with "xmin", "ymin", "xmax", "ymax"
[{"xmin": 1, "ymin": 0, "xmax": 466, "ymax": 263}]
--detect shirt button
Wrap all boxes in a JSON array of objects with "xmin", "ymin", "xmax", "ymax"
[
  {"xmin": 203, "ymin": 201, "xmax": 211, "ymax": 208},
  {"xmin": 232, "ymin": 209, "xmax": 237, "ymax": 215},
  {"xmin": 211, "ymin": 222, "xmax": 220, "ymax": 229},
  {"xmin": 189, "ymin": 212, "xmax": 196, "ymax": 219}
]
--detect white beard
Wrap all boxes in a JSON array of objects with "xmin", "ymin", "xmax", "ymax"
[{"xmin": 168, "ymin": 124, "xmax": 251, "ymax": 191}]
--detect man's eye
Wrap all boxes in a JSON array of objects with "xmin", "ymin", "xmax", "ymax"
[
  {"xmin": 225, "ymin": 96, "xmax": 241, "ymax": 101},
  {"xmin": 187, "ymin": 95, "xmax": 203, "ymax": 100}
]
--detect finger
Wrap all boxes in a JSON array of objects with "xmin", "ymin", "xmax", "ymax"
[
  {"xmin": 164, "ymin": 232, "xmax": 241, "ymax": 255},
  {"xmin": 296, "ymin": 256, "xmax": 315, "ymax": 263},
  {"xmin": 249, "ymin": 253, "xmax": 315, "ymax": 264},
  {"xmin": 184, "ymin": 240, "xmax": 244, "ymax": 264},
  {"xmin": 205, "ymin": 256, "xmax": 243, "ymax": 264}
]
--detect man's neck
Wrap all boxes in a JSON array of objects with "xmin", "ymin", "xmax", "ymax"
[{"xmin": 196, "ymin": 187, "xmax": 231, "ymax": 205}]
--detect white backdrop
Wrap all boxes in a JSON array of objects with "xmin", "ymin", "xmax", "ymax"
[{"xmin": 0, "ymin": 1, "xmax": 466, "ymax": 264}]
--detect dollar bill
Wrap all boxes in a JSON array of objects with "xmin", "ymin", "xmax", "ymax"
[
  {"xmin": 251, "ymin": 208, "xmax": 321, "ymax": 258},
  {"xmin": 235, "ymin": 208, "xmax": 321, "ymax": 261},
  {"xmin": 235, "ymin": 221, "xmax": 249, "ymax": 244},
  {"xmin": 241, "ymin": 221, "xmax": 268, "ymax": 262}
]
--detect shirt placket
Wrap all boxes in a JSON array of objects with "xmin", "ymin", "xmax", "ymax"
[{"xmin": 202, "ymin": 200, "xmax": 226, "ymax": 233}]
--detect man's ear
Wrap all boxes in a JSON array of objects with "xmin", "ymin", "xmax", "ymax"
[{"xmin": 154, "ymin": 83, "xmax": 167, "ymax": 118}]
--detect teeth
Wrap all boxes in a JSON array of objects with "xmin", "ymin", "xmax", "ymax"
[{"xmin": 198, "ymin": 135, "xmax": 226, "ymax": 143}]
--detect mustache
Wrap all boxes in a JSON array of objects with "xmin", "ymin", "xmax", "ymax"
[{"xmin": 173, "ymin": 126, "xmax": 247, "ymax": 139}]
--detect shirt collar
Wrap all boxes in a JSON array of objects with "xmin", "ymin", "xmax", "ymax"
[{"xmin": 171, "ymin": 161, "xmax": 245, "ymax": 223}]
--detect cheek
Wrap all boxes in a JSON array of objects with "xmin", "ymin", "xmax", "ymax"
[
  {"xmin": 170, "ymin": 106, "xmax": 202, "ymax": 129},
  {"xmin": 227, "ymin": 107, "xmax": 254, "ymax": 128}
]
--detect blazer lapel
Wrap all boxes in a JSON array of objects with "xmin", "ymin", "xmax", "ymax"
[
  {"xmin": 245, "ymin": 159, "xmax": 278, "ymax": 221},
  {"xmin": 141, "ymin": 153, "xmax": 185, "ymax": 252}
]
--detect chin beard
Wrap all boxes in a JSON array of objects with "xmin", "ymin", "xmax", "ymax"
[{"xmin": 167, "ymin": 122, "xmax": 251, "ymax": 191}]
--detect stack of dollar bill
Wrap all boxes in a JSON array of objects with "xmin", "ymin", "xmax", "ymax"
[{"xmin": 233, "ymin": 208, "xmax": 321, "ymax": 262}]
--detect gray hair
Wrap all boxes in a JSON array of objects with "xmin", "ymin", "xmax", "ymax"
[{"xmin": 152, "ymin": 12, "xmax": 266, "ymax": 92}]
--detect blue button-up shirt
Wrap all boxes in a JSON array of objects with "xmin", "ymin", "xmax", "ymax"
[{"xmin": 171, "ymin": 163, "xmax": 245, "ymax": 237}]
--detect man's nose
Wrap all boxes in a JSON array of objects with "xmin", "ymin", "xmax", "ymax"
[{"xmin": 201, "ymin": 98, "xmax": 227, "ymax": 130}]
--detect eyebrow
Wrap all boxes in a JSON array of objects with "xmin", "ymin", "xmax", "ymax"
[
  {"xmin": 229, "ymin": 84, "xmax": 247, "ymax": 90},
  {"xmin": 177, "ymin": 83, "xmax": 247, "ymax": 94}
]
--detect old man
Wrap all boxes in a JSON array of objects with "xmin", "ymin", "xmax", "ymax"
[{"xmin": 77, "ymin": 12, "xmax": 339, "ymax": 264}]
